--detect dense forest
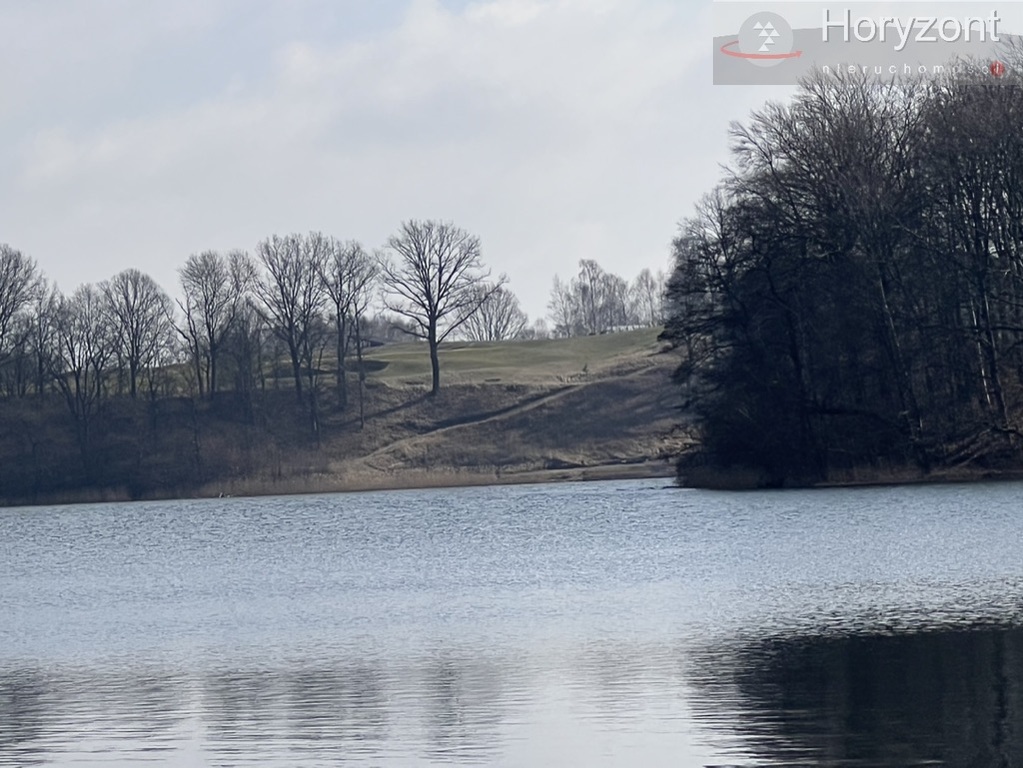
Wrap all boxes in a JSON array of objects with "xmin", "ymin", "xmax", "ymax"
[{"xmin": 662, "ymin": 64, "xmax": 1023, "ymax": 486}]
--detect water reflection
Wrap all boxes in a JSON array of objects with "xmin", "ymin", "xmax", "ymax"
[
  {"xmin": 417, "ymin": 656, "xmax": 507, "ymax": 762},
  {"xmin": 202, "ymin": 662, "xmax": 394, "ymax": 762},
  {"xmin": 0, "ymin": 655, "xmax": 518, "ymax": 766},
  {"xmin": 689, "ymin": 623, "xmax": 1023, "ymax": 767},
  {"xmin": 0, "ymin": 646, "xmax": 712, "ymax": 767},
  {"xmin": 6, "ymin": 625, "xmax": 1023, "ymax": 766},
  {"xmin": 0, "ymin": 665, "xmax": 188, "ymax": 765}
]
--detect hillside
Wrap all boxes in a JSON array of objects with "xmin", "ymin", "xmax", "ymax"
[{"xmin": 0, "ymin": 330, "xmax": 686, "ymax": 505}]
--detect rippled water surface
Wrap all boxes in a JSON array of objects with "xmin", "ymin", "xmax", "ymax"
[{"xmin": 3, "ymin": 479, "xmax": 1023, "ymax": 766}]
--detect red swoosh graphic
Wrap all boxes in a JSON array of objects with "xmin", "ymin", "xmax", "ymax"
[{"xmin": 720, "ymin": 39, "xmax": 803, "ymax": 60}]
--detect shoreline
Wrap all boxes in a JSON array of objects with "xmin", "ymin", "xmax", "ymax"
[
  {"xmin": 0, "ymin": 460, "xmax": 678, "ymax": 509},
  {"xmin": 679, "ymin": 462, "xmax": 1023, "ymax": 491},
  {"xmin": 8, "ymin": 460, "xmax": 1023, "ymax": 507},
  {"xmin": 814, "ymin": 468, "xmax": 1023, "ymax": 490},
  {"xmin": 201, "ymin": 459, "xmax": 677, "ymax": 499}
]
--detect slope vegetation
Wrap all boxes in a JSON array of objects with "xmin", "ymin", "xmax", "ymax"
[{"xmin": 0, "ymin": 330, "xmax": 685, "ymax": 505}]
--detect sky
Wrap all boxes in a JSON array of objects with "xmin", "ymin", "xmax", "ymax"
[{"xmin": 0, "ymin": 0, "xmax": 793, "ymax": 322}]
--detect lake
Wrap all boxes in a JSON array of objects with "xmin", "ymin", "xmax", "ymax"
[{"xmin": 2, "ymin": 478, "xmax": 1023, "ymax": 766}]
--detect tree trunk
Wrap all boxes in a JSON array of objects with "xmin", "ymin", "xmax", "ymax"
[
  {"xmin": 354, "ymin": 321, "xmax": 366, "ymax": 430},
  {"xmin": 192, "ymin": 340, "xmax": 204, "ymax": 398},
  {"xmin": 209, "ymin": 345, "xmax": 218, "ymax": 396},
  {"xmin": 978, "ymin": 290, "xmax": 1011, "ymax": 433},
  {"xmin": 875, "ymin": 267, "xmax": 926, "ymax": 468},
  {"xmin": 308, "ymin": 377, "xmax": 320, "ymax": 443},
  {"xmin": 336, "ymin": 316, "xmax": 348, "ymax": 410},
  {"xmin": 429, "ymin": 322, "xmax": 440, "ymax": 396},
  {"xmin": 290, "ymin": 346, "xmax": 303, "ymax": 401}
]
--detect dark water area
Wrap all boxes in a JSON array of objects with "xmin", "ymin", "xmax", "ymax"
[
  {"xmin": 689, "ymin": 626, "xmax": 1023, "ymax": 767},
  {"xmin": 3, "ymin": 479, "xmax": 1023, "ymax": 766}
]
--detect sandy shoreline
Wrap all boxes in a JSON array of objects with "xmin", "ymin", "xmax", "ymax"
[{"xmin": 200, "ymin": 460, "xmax": 678, "ymax": 499}]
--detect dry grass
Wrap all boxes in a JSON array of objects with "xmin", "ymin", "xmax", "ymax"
[
  {"xmin": 187, "ymin": 330, "xmax": 683, "ymax": 499},
  {"xmin": 0, "ymin": 328, "xmax": 685, "ymax": 506},
  {"xmin": 340, "ymin": 349, "xmax": 683, "ymax": 477}
]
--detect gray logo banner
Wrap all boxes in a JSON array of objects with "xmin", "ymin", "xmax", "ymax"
[{"xmin": 714, "ymin": 2, "xmax": 1022, "ymax": 84}]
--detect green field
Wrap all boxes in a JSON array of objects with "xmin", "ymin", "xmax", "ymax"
[{"xmin": 362, "ymin": 328, "xmax": 665, "ymax": 384}]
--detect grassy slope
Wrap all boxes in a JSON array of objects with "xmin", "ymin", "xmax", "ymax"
[
  {"xmin": 364, "ymin": 329, "xmax": 668, "ymax": 383},
  {"xmin": 212, "ymin": 329, "xmax": 687, "ymax": 496}
]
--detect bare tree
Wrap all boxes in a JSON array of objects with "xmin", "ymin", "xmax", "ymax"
[
  {"xmin": 178, "ymin": 249, "xmax": 256, "ymax": 397},
  {"xmin": 526, "ymin": 318, "xmax": 551, "ymax": 340},
  {"xmin": 361, "ymin": 312, "xmax": 416, "ymax": 342},
  {"xmin": 548, "ymin": 261, "xmax": 640, "ymax": 336},
  {"xmin": 599, "ymin": 271, "xmax": 632, "ymax": 330},
  {"xmin": 379, "ymin": 220, "xmax": 503, "ymax": 394},
  {"xmin": 349, "ymin": 258, "xmax": 379, "ymax": 430},
  {"xmin": 0, "ymin": 314, "xmax": 32, "ymax": 397},
  {"xmin": 253, "ymin": 233, "xmax": 328, "ymax": 401},
  {"xmin": 0, "ymin": 244, "xmax": 42, "ymax": 367},
  {"xmin": 316, "ymin": 238, "xmax": 377, "ymax": 410},
  {"xmin": 461, "ymin": 284, "xmax": 528, "ymax": 341},
  {"xmin": 632, "ymin": 267, "xmax": 666, "ymax": 326},
  {"xmin": 27, "ymin": 280, "xmax": 59, "ymax": 398},
  {"xmin": 223, "ymin": 300, "xmax": 268, "ymax": 417},
  {"xmin": 100, "ymin": 269, "xmax": 174, "ymax": 399},
  {"xmin": 547, "ymin": 275, "xmax": 578, "ymax": 337},
  {"xmin": 575, "ymin": 259, "xmax": 607, "ymax": 334},
  {"xmin": 50, "ymin": 284, "xmax": 113, "ymax": 472}
]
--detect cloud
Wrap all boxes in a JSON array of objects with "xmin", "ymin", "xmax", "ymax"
[{"xmin": 0, "ymin": 0, "xmax": 782, "ymax": 319}]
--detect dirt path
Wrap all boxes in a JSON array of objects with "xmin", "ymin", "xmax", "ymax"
[
  {"xmin": 351, "ymin": 356, "xmax": 669, "ymax": 473},
  {"xmin": 356, "ymin": 383, "xmax": 583, "ymax": 467}
]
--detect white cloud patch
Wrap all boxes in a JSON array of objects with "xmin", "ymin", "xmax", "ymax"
[
  {"xmin": 465, "ymin": 0, "xmax": 545, "ymax": 26},
  {"xmin": 0, "ymin": 0, "xmax": 785, "ymax": 317}
]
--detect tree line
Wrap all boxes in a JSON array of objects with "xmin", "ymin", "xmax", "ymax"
[
  {"xmin": 547, "ymin": 260, "xmax": 666, "ymax": 338},
  {"xmin": 661, "ymin": 65, "xmax": 1023, "ymax": 485},
  {"xmin": 0, "ymin": 220, "xmax": 508, "ymax": 450}
]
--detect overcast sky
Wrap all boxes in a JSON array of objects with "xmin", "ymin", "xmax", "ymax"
[{"xmin": 0, "ymin": 0, "xmax": 791, "ymax": 321}]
